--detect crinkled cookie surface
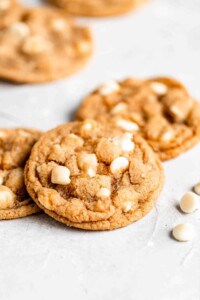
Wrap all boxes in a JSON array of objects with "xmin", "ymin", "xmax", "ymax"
[
  {"xmin": 25, "ymin": 121, "xmax": 164, "ymax": 230},
  {"xmin": 0, "ymin": 7, "xmax": 93, "ymax": 83},
  {"xmin": 0, "ymin": 128, "xmax": 42, "ymax": 220},
  {"xmin": 77, "ymin": 77, "xmax": 200, "ymax": 160}
]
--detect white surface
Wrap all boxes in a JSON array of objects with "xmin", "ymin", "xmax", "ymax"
[{"xmin": 1, "ymin": 0, "xmax": 200, "ymax": 299}]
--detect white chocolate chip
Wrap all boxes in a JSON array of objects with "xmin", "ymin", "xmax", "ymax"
[
  {"xmin": 97, "ymin": 188, "xmax": 111, "ymax": 198},
  {"xmin": 51, "ymin": 166, "xmax": 71, "ymax": 185},
  {"xmin": 123, "ymin": 201, "xmax": 133, "ymax": 213},
  {"xmin": 68, "ymin": 134, "xmax": 84, "ymax": 147},
  {"xmin": 77, "ymin": 40, "xmax": 91, "ymax": 54},
  {"xmin": 51, "ymin": 19, "xmax": 66, "ymax": 31},
  {"xmin": 99, "ymin": 80, "xmax": 120, "ymax": 96},
  {"xmin": 116, "ymin": 119, "xmax": 139, "ymax": 132},
  {"xmin": 150, "ymin": 82, "xmax": 168, "ymax": 95},
  {"xmin": 19, "ymin": 130, "xmax": 31, "ymax": 137},
  {"xmin": 87, "ymin": 167, "xmax": 96, "ymax": 178},
  {"xmin": 179, "ymin": 192, "xmax": 199, "ymax": 213},
  {"xmin": 0, "ymin": 0, "xmax": 10, "ymax": 10},
  {"xmin": 0, "ymin": 186, "xmax": 15, "ymax": 210},
  {"xmin": 160, "ymin": 130, "xmax": 174, "ymax": 142},
  {"xmin": 110, "ymin": 157, "xmax": 129, "ymax": 174},
  {"xmin": 22, "ymin": 35, "xmax": 52, "ymax": 55},
  {"xmin": 113, "ymin": 133, "xmax": 134, "ymax": 152},
  {"xmin": 82, "ymin": 122, "xmax": 92, "ymax": 131},
  {"xmin": 8, "ymin": 22, "xmax": 30, "ymax": 39},
  {"xmin": 111, "ymin": 103, "xmax": 127, "ymax": 114},
  {"xmin": 170, "ymin": 105, "xmax": 185, "ymax": 121},
  {"xmin": 0, "ymin": 131, "xmax": 6, "ymax": 138},
  {"xmin": 194, "ymin": 182, "xmax": 200, "ymax": 195},
  {"xmin": 172, "ymin": 223, "xmax": 195, "ymax": 242},
  {"xmin": 78, "ymin": 153, "xmax": 98, "ymax": 177}
]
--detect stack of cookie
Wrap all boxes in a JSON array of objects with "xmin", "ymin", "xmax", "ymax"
[{"xmin": 1, "ymin": 77, "xmax": 200, "ymax": 231}]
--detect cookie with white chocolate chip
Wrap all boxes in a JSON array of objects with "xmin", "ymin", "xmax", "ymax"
[
  {"xmin": 0, "ymin": 128, "xmax": 42, "ymax": 220},
  {"xmin": 76, "ymin": 77, "xmax": 200, "ymax": 161},
  {"xmin": 25, "ymin": 120, "xmax": 164, "ymax": 231},
  {"xmin": 0, "ymin": 7, "xmax": 93, "ymax": 83},
  {"xmin": 0, "ymin": 0, "xmax": 23, "ymax": 29},
  {"xmin": 48, "ymin": 0, "xmax": 146, "ymax": 17}
]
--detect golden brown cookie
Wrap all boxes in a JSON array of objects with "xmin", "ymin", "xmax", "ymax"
[
  {"xmin": 25, "ymin": 120, "xmax": 164, "ymax": 231},
  {"xmin": 49, "ymin": 0, "xmax": 146, "ymax": 17},
  {"xmin": 0, "ymin": 7, "xmax": 93, "ymax": 83},
  {"xmin": 0, "ymin": 0, "xmax": 23, "ymax": 29},
  {"xmin": 0, "ymin": 128, "xmax": 42, "ymax": 220},
  {"xmin": 76, "ymin": 77, "xmax": 200, "ymax": 161}
]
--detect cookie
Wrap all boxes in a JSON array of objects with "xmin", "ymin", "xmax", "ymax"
[
  {"xmin": 49, "ymin": 0, "xmax": 146, "ymax": 17},
  {"xmin": 0, "ymin": 0, "xmax": 23, "ymax": 29},
  {"xmin": 0, "ymin": 128, "xmax": 42, "ymax": 220},
  {"xmin": 76, "ymin": 77, "xmax": 200, "ymax": 161},
  {"xmin": 25, "ymin": 120, "xmax": 164, "ymax": 231},
  {"xmin": 0, "ymin": 7, "xmax": 93, "ymax": 83}
]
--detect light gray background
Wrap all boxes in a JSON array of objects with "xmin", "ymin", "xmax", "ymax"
[{"xmin": 0, "ymin": 0, "xmax": 200, "ymax": 299}]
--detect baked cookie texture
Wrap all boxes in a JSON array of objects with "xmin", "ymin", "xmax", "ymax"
[
  {"xmin": 49, "ymin": 0, "xmax": 146, "ymax": 17},
  {"xmin": 76, "ymin": 77, "xmax": 200, "ymax": 161},
  {"xmin": 0, "ymin": 0, "xmax": 23, "ymax": 29},
  {"xmin": 0, "ymin": 128, "xmax": 42, "ymax": 220},
  {"xmin": 0, "ymin": 7, "xmax": 93, "ymax": 83},
  {"xmin": 25, "ymin": 121, "xmax": 164, "ymax": 231}
]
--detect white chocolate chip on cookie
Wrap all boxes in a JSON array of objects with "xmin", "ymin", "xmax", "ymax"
[
  {"xmin": 78, "ymin": 40, "xmax": 91, "ymax": 54},
  {"xmin": 179, "ymin": 192, "xmax": 199, "ymax": 213},
  {"xmin": 0, "ymin": 0, "xmax": 10, "ymax": 10},
  {"xmin": 110, "ymin": 156, "xmax": 129, "ymax": 174},
  {"xmin": 68, "ymin": 134, "xmax": 84, "ymax": 147},
  {"xmin": 78, "ymin": 153, "xmax": 98, "ymax": 177},
  {"xmin": 51, "ymin": 165, "xmax": 71, "ymax": 185},
  {"xmin": 123, "ymin": 201, "xmax": 133, "ymax": 213},
  {"xmin": 22, "ymin": 35, "xmax": 52, "ymax": 55},
  {"xmin": 0, "ymin": 185, "xmax": 15, "ymax": 210},
  {"xmin": 194, "ymin": 182, "xmax": 200, "ymax": 195},
  {"xmin": 113, "ymin": 133, "xmax": 134, "ymax": 152},
  {"xmin": 116, "ymin": 119, "xmax": 139, "ymax": 132},
  {"xmin": 170, "ymin": 105, "xmax": 185, "ymax": 121},
  {"xmin": 51, "ymin": 18, "xmax": 67, "ymax": 31},
  {"xmin": 111, "ymin": 103, "xmax": 127, "ymax": 114},
  {"xmin": 97, "ymin": 188, "xmax": 111, "ymax": 198},
  {"xmin": 99, "ymin": 80, "xmax": 120, "ymax": 96},
  {"xmin": 8, "ymin": 22, "xmax": 30, "ymax": 39},
  {"xmin": 160, "ymin": 130, "xmax": 174, "ymax": 142},
  {"xmin": 172, "ymin": 223, "xmax": 195, "ymax": 242},
  {"xmin": 150, "ymin": 82, "xmax": 168, "ymax": 95}
]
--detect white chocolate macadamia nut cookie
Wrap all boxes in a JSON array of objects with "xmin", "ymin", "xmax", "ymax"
[
  {"xmin": 0, "ymin": 128, "xmax": 42, "ymax": 220},
  {"xmin": 25, "ymin": 121, "xmax": 164, "ymax": 231},
  {"xmin": 0, "ymin": 7, "xmax": 92, "ymax": 83},
  {"xmin": 77, "ymin": 77, "xmax": 200, "ymax": 161},
  {"xmin": 0, "ymin": 0, "xmax": 23, "ymax": 29}
]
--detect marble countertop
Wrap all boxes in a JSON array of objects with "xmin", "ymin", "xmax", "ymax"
[{"xmin": 0, "ymin": 0, "xmax": 200, "ymax": 299}]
